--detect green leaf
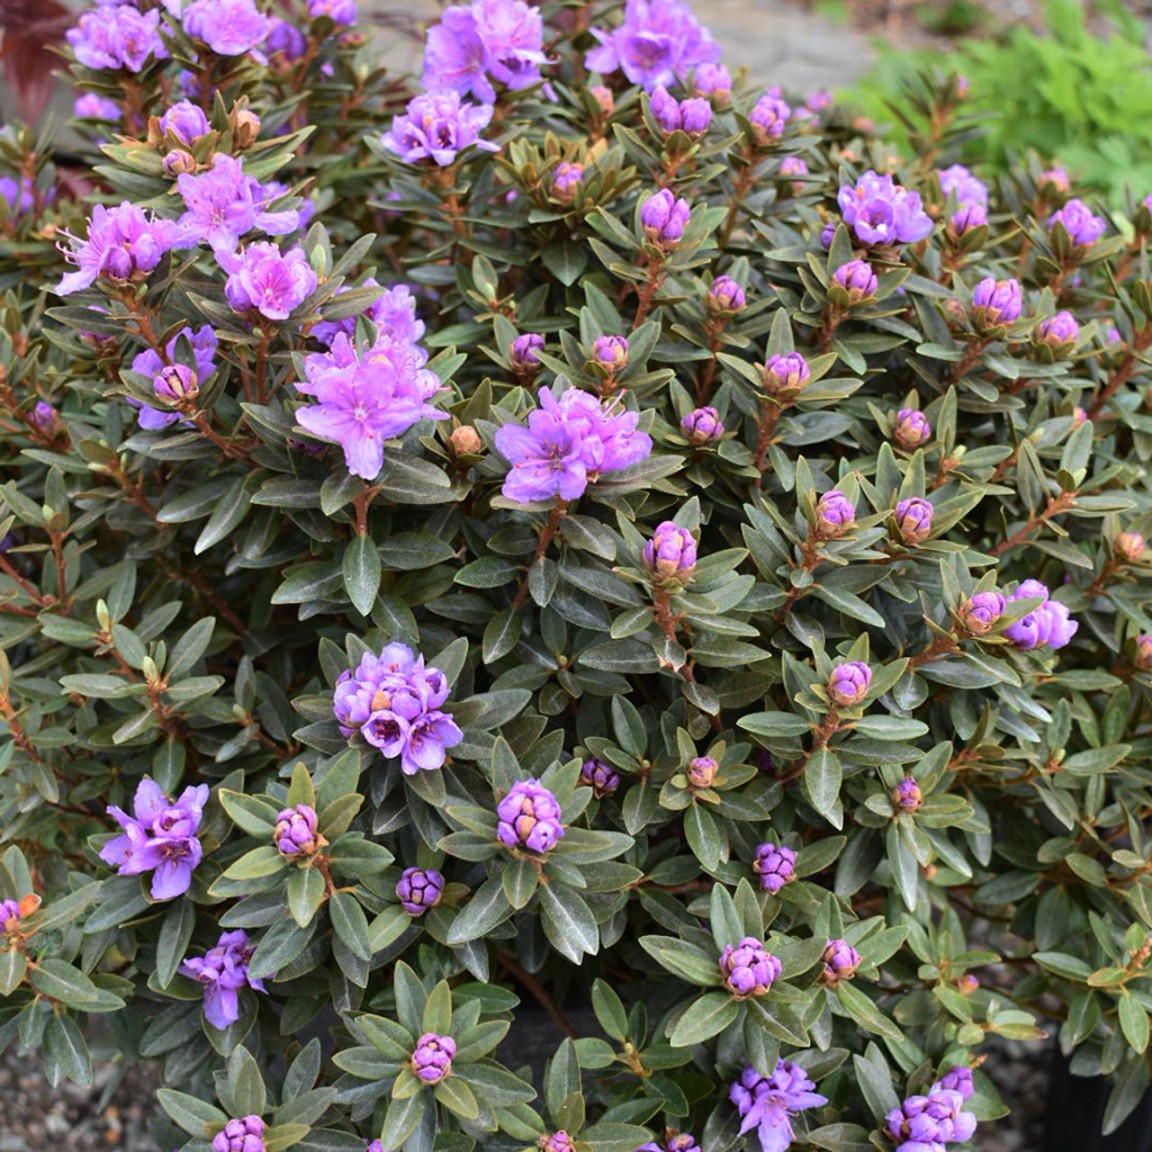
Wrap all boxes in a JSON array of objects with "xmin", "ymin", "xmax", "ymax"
[
  {"xmin": 802, "ymin": 748, "xmax": 842, "ymax": 827},
  {"xmin": 218, "ymin": 789, "xmax": 281, "ymax": 836},
  {"xmin": 639, "ymin": 936, "xmax": 723, "ymax": 986},
  {"xmin": 0, "ymin": 949, "xmax": 27, "ymax": 995},
  {"xmin": 668, "ymin": 991, "xmax": 739, "ymax": 1046},
  {"xmin": 446, "ymin": 877, "xmax": 514, "ymax": 944},
  {"xmin": 156, "ymin": 898, "xmax": 197, "ymax": 989},
  {"xmin": 539, "ymin": 882, "xmax": 599, "ymax": 962},
  {"xmin": 483, "ymin": 607, "xmax": 521, "ymax": 664},
  {"xmin": 287, "ymin": 867, "xmax": 326, "ymax": 928},
  {"xmin": 343, "ymin": 534, "xmax": 381, "ymax": 616},
  {"xmin": 44, "ymin": 1013, "xmax": 92, "ymax": 1087},
  {"xmin": 330, "ymin": 891, "xmax": 373, "ymax": 961},
  {"xmin": 377, "ymin": 1089, "xmax": 429, "ymax": 1151},
  {"xmin": 591, "ymin": 979, "xmax": 629, "ymax": 1041},
  {"xmin": 248, "ymin": 917, "xmax": 315, "ymax": 981},
  {"xmin": 157, "ymin": 1088, "xmax": 228, "ymax": 1136},
  {"xmin": 434, "ymin": 1076, "xmax": 480, "ymax": 1120},
  {"xmin": 502, "ymin": 856, "xmax": 539, "ymax": 910},
  {"xmin": 834, "ymin": 981, "xmax": 902, "ymax": 1041},
  {"xmin": 1119, "ymin": 991, "xmax": 1150, "ymax": 1054},
  {"xmin": 195, "ymin": 478, "xmax": 252, "ymax": 555},
  {"xmin": 684, "ymin": 803, "xmax": 724, "ymax": 870},
  {"xmin": 29, "ymin": 959, "xmax": 111, "ymax": 1008},
  {"xmin": 228, "ymin": 1046, "xmax": 267, "ymax": 1117}
]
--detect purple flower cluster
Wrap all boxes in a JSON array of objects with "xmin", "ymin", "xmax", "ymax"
[
  {"xmin": 222, "ymin": 242, "xmax": 317, "ymax": 321},
  {"xmin": 579, "ymin": 758, "xmax": 620, "ymax": 797},
  {"xmin": 650, "ymin": 86, "xmax": 712, "ymax": 137},
  {"xmin": 56, "ymin": 202, "xmax": 180, "ymax": 296},
  {"xmin": 1050, "ymin": 198, "xmax": 1106, "ymax": 247},
  {"xmin": 383, "ymin": 90, "xmax": 499, "ymax": 167},
  {"xmin": 762, "ymin": 351, "xmax": 809, "ymax": 398},
  {"xmin": 938, "ymin": 163, "xmax": 988, "ymax": 233},
  {"xmin": 592, "ymin": 334, "xmax": 630, "ymax": 371},
  {"xmin": 959, "ymin": 591, "xmax": 1005, "ymax": 635},
  {"xmin": 411, "ymin": 1032, "xmax": 455, "ymax": 1083},
  {"xmin": 67, "ymin": 6, "xmax": 168, "ymax": 71},
  {"xmin": 212, "ymin": 1116, "xmax": 265, "ymax": 1152},
  {"xmin": 511, "ymin": 332, "xmax": 545, "ymax": 374},
  {"xmin": 894, "ymin": 497, "xmax": 934, "ymax": 545},
  {"xmin": 1003, "ymin": 580, "xmax": 1078, "ymax": 651},
  {"xmin": 175, "ymin": 155, "xmax": 301, "ymax": 255},
  {"xmin": 893, "ymin": 408, "xmax": 931, "ymax": 450},
  {"xmin": 396, "ymin": 867, "xmax": 446, "ymax": 915},
  {"xmin": 750, "ymin": 91, "xmax": 791, "ymax": 145},
  {"xmin": 641, "ymin": 188, "xmax": 691, "ymax": 248},
  {"xmin": 838, "ymin": 170, "xmax": 934, "ymax": 247},
  {"xmin": 753, "ymin": 842, "xmax": 796, "ymax": 894},
  {"xmin": 719, "ymin": 937, "xmax": 781, "ymax": 997},
  {"xmin": 311, "ymin": 280, "xmax": 426, "ymax": 349},
  {"xmin": 730, "ymin": 1060, "xmax": 827, "ymax": 1152},
  {"xmin": 637, "ymin": 1132, "xmax": 700, "ymax": 1152},
  {"xmin": 130, "ymin": 324, "xmax": 218, "ymax": 429},
  {"xmin": 821, "ymin": 938, "xmax": 861, "ymax": 984},
  {"xmin": 690, "ymin": 63, "xmax": 732, "ymax": 104},
  {"xmin": 685, "ymin": 755, "xmax": 717, "ymax": 789},
  {"xmin": 971, "ymin": 277, "xmax": 1022, "ymax": 329},
  {"xmin": 827, "ymin": 660, "xmax": 871, "ymax": 707},
  {"xmin": 682, "ymin": 406, "xmax": 723, "ymax": 444},
  {"xmin": 585, "ymin": 0, "xmax": 721, "ymax": 90},
  {"xmin": 333, "ymin": 642, "xmax": 463, "ymax": 774},
  {"xmin": 1035, "ymin": 310, "xmax": 1079, "ymax": 352},
  {"xmin": 310, "ymin": 0, "xmax": 358, "ymax": 24},
  {"xmin": 275, "ymin": 804, "xmax": 320, "ymax": 859},
  {"xmin": 99, "ymin": 778, "xmax": 210, "ymax": 901},
  {"xmin": 495, "ymin": 385, "xmax": 651, "ymax": 504},
  {"xmin": 423, "ymin": 0, "xmax": 546, "ymax": 102},
  {"xmin": 832, "ymin": 259, "xmax": 878, "ymax": 304},
  {"xmin": 893, "ymin": 777, "xmax": 922, "ymax": 812},
  {"xmin": 542, "ymin": 1133, "xmax": 574, "ymax": 1152},
  {"xmin": 180, "ymin": 929, "xmax": 265, "ymax": 1029},
  {"xmin": 886, "ymin": 1071, "xmax": 977, "ymax": 1152},
  {"xmin": 497, "ymin": 779, "xmax": 565, "ymax": 854},
  {"xmin": 183, "ymin": 0, "xmax": 272, "ymax": 57},
  {"xmin": 294, "ymin": 332, "xmax": 445, "ymax": 479},
  {"xmin": 642, "ymin": 521, "xmax": 697, "ymax": 582},
  {"xmin": 814, "ymin": 490, "xmax": 855, "ymax": 539},
  {"xmin": 74, "ymin": 93, "xmax": 121, "ymax": 122}
]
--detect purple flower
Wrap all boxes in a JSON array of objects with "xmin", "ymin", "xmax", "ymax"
[
  {"xmin": 552, "ymin": 162, "xmax": 584, "ymax": 200},
  {"xmin": 828, "ymin": 660, "xmax": 871, "ymax": 707},
  {"xmin": 511, "ymin": 332, "xmax": 546, "ymax": 373},
  {"xmin": 542, "ymin": 1133, "xmax": 574, "ymax": 1152},
  {"xmin": 950, "ymin": 202, "xmax": 987, "ymax": 234},
  {"xmin": 55, "ymin": 202, "xmax": 180, "ymax": 296},
  {"xmin": 159, "ymin": 101, "xmax": 211, "ymax": 145},
  {"xmin": 887, "ymin": 1083, "xmax": 977, "ymax": 1152},
  {"xmin": 753, "ymin": 842, "xmax": 796, "ymax": 894},
  {"xmin": 495, "ymin": 385, "xmax": 652, "ymax": 504},
  {"xmin": 958, "ymin": 591, "xmax": 1006, "ymax": 635},
  {"xmin": 762, "ymin": 351, "xmax": 810, "ymax": 398},
  {"xmin": 212, "ymin": 1116, "xmax": 266, "ymax": 1152},
  {"xmin": 294, "ymin": 334, "xmax": 447, "ymax": 480},
  {"xmin": 750, "ymin": 93, "xmax": 791, "ymax": 145},
  {"xmin": 309, "ymin": 0, "xmax": 358, "ymax": 24},
  {"xmin": 821, "ymin": 938, "xmax": 861, "ymax": 984},
  {"xmin": 642, "ymin": 521, "xmax": 697, "ymax": 582},
  {"xmin": 1035, "ymin": 310, "xmax": 1079, "ymax": 352},
  {"xmin": 176, "ymin": 155, "xmax": 300, "ymax": 255},
  {"xmin": 894, "ymin": 497, "xmax": 934, "ymax": 545},
  {"xmin": 99, "ymin": 778, "xmax": 210, "ymax": 901},
  {"xmin": 838, "ymin": 170, "xmax": 933, "ymax": 246},
  {"xmin": 383, "ymin": 89, "xmax": 499, "ymax": 166},
  {"xmin": 708, "ymin": 276, "xmax": 745, "ymax": 314},
  {"xmin": 938, "ymin": 164, "xmax": 988, "ymax": 210},
  {"xmin": 267, "ymin": 17, "xmax": 308, "ymax": 60},
  {"xmin": 832, "ymin": 259, "xmax": 878, "ymax": 304},
  {"xmin": 1040, "ymin": 167, "xmax": 1071, "ymax": 194},
  {"xmin": 130, "ymin": 324, "xmax": 218, "ymax": 429},
  {"xmin": 681, "ymin": 406, "xmax": 723, "ymax": 444},
  {"xmin": 779, "ymin": 155, "xmax": 809, "ymax": 184},
  {"xmin": 579, "ymin": 758, "xmax": 620, "ymax": 797},
  {"xmin": 1003, "ymin": 580, "xmax": 1078, "ymax": 651},
  {"xmin": 411, "ymin": 1032, "xmax": 455, "ymax": 1083},
  {"xmin": 74, "ymin": 93, "xmax": 121, "ymax": 121},
  {"xmin": 935, "ymin": 1066, "xmax": 975, "ymax": 1101},
  {"xmin": 222, "ymin": 242, "xmax": 317, "ymax": 320},
  {"xmin": 972, "ymin": 277, "xmax": 1022, "ymax": 329},
  {"xmin": 1116, "ymin": 532, "xmax": 1146, "ymax": 563},
  {"xmin": 730, "ymin": 1060, "xmax": 826, "ymax": 1152},
  {"xmin": 180, "ymin": 929, "xmax": 266, "ymax": 1030},
  {"xmin": 1050, "ymin": 198, "xmax": 1106, "ymax": 247},
  {"xmin": 311, "ymin": 280, "xmax": 426, "ymax": 350},
  {"xmin": 29, "ymin": 401, "xmax": 59, "ymax": 434},
  {"xmin": 66, "ymin": 6, "xmax": 168, "ymax": 71},
  {"xmin": 641, "ymin": 188, "xmax": 691, "ymax": 248},
  {"xmin": 497, "ymin": 779, "xmax": 565, "ymax": 854},
  {"xmin": 690, "ymin": 63, "xmax": 731, "ymax": 104},
  {"xmin": 396, "ymin": 867, "xmax": 445, "ymax": 915},
  {"xmin": 720, "ymin": 937, "xmax": 781, "ymax": 997},
  {"xmin": 592, "ymin": 334, "xmax": 630, "ymax": 371},
  {"xmin": 650, "ymin": 85, "xmax": 711, "ymax": 137},
  {"xmin": 275, "ymin": 804, "xmax": 320, "ymax": 859},
  {"xmin": 686, "ymin": 755, "xmax": 718, "ymax": 789},
  {"xmin": 893, "ymin": 777, "xmax": 922, "ymax": 812},
  {"xmin": 814, "ymin": 491, "xmax": 855, "ymax": 539},
  {"xmin": 893, "ymin": 408, "xmax": 931, "ymax": 451},
  {"xmin": 183, "ymin": 0, "xmax": 272, "ymax": 56},
  {"xmin": 585, "ymin": 0, "xmax": 720, "ymax": 90}
]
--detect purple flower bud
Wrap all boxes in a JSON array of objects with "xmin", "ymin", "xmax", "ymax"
[
  {"xmin": 29, "ymin": 401, "xmax": 59, "ymax": 434},
  {"xmin": 719, "ymin": 936, "xmax": 782, "ymax": 997},
  {"xmin": 511, "ymin": 333, "xmax": 545, "ymax": 373},
  {"xmin": 827, "ymin": 660, "xmax": 871, "ymax": 707},
  {"xmin": 681, "ymin": 406, "xmax": 724, "ymax": 445},
  {"xmin": 708, "ymin": 275, "xmax": 746, "ymax": 314},
  {"xmin": 1116, "ymin": 532, "xmax": 1146, "ymax": 562},
  {"xmin": 591, "ymin": 87, "xmax": 614, "ymax": 116},
  {"xmin": 753, "ymin": 842, "xmax": 796, "ymax": 894},
  {"xmin": 274, "ymin": 804, "xmax": 320, "ymax": 859},
  {"xmin": 957, "ymin": 974, "xmax": 980, "ymax": 994},
  {"xmin": 950, "ymin": 202, "xmax": 987, "ymax": 235},
  {"xmin": 1135, "ymin": 635, "xmax": 1152, "ymax": 672},
  {"xmin": 410, "ymin": 1032, "xmax": 455, "ymax": 1083},
  {"xmin": 309, "ymin": 0, "xmax": 358, "ymax": 25},
  {"xmin": 691, "ymin": 64, "xmax": 732, "ymax": 105},
  {"xmin": 163, "ymin": 149, "xmax": 198, "ymax": 178},
  {"xmin": 540, "ymin": 1132, "xmax": 574, "ymax": 1152},
  {"xmin": 74, "ymin": 93, "xmax": 121, "ymax": 122},
  {"xmin": 893, "ymin": 408, "xmax": 931, "ymax": 451},
  {"xmin": 1035, "ymin": 310, "xmax": 1079, "ymax": 353},
  {"xmin": 1050, "ymin": 198, "xmax": 1106, "ymax": 247},
  {"xmin": 153, "ymin": 364, "xmax": 199, "ymax": 406},
  {"xmin": 821, "ymin": 938, "xmax": 861, "ymax": 983},
  {"xmin": 888, "ymin": 1083, "xmax": 977, "ymax": 1149},
  {"xmin": 681, "ymin": 98, "xmax": 712, "ymax": 137},
  {"xmin": 762, "ymin": 351, "xmax": 810, "ymax": 398},
  {"xmin": 497, "ymin": 780, "xmax": 565, "ymax": 854},
  {"xmin": 1041, "ymin": 167, "xmax": 1071, "ymax": 194},
  {"xmin": 1003, "ymin": 580, "xmax": 1079, "ymax": 651},
  {"xmin": 894, "ymin": 497, "xmax": 934, "ymax": 544},
  {"xmin": 936, "ymin": 1066, "xmax": 975, "ymax": 1101},
  {"xmin": 779, "ymin": 155, "xmax": 809, "ymax": 185},
  {"xmin": 592, "ymin": 334, "xmax": 629, "ymax": 371},
  {"xmin": 750, "ymin": 93, "xmax": 791, "ymax": 145},
  {"xmin": 396, "ymin": 867, "xmax": 445, "ymax": 915},
  {"xmin": 820, "ymin": 220, "xmax": 837, "ymax": 249},
  {"xmin": 814, "ymin": 490, "xmax": 855, "ymax": 539},
  {"xmin": 0, "ymin": 898, "xmax": 23, "ymax": 928},
  {"xmin": 665, "ymin": 1133, "xmax": 701, "ymax": 1152},
  {"xmin": 579, "ymin": 758, "xmax": 620, "ymax": 797},
  {"xmin": 640, "ymin": 189, "xmax": 691, "ymax": 248},
  {"xmin": 893, "ymin": 777, "xmax": 922, "ymax": 812},
  {"xmin": 832, "ymin": 259, "xmax": 878, "ymax": 304},
  {"xmin": 650, "ymin": 86, "xmax": 683, "ymax": 133},
  {"xmin": 642, "ymin": 521, "xmax": 697, "ymax": 582},
  {"xmin": 552, "ymin": 162, "xmax": 584, "ymax": 200},
  {"xmin": 958, "ymin": 591, "xmax": 1006, "ymax": 635},
  {"xmin": 212, "ymin": 1116, "xmax": 266, "ymax": 1152},
  {"xmin": 159, "ymin": 101, "xmax": 211, "ymax": 146},
  {"xmin": 971, "ymin": 276, "xmax": 1023, "ymax": 330},
  {"xmin": 686, "ymin": 756, "xmax": 717, "ymax": 789}
]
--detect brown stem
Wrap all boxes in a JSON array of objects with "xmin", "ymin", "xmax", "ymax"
[
  {"xmin": 718, "ymin": 149, "xmax": 757, "ymax": 248},
  {"xmin": 949, "ymin": 337, "xmax": 990, "ymax": 383},
  {"xmin": 773, "ymin": 531, "xmax": 821, "ymax": 623},
  {"xmin": 753, "ymin": 401, "xmax": 788, "ymax": 489},
  {"xmin": 498, "ymin": 953, "xmax": 578, "ymax": 1038},
  {"xmin": 1087, "ymin": 320, "xmax": 1152, "ymax": 420},
  {"xmin": 511, "ymin": 500, "xmax": 568, "ymax": 609},
  {"xmin": 989, "ymin": 490, "xmax": 1076, "ymax": 558}
]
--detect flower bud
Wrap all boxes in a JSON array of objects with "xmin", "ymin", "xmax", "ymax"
[
  {"xmin": 1116, "ymin": 532, "xmax": 1146, "ymax": 563},
  {"xmin": 579, "ymin": 757, "xmax": 620, "ymax": 797},
  {"xmin": 894, "ymin": 497, "xmax": 934, "ymax": 544},
  {"xmin": 163, "ymin": 148, "xmax": 198, "ymax": 178},
  {"xmin": 680, "ymin": 98, "xmax": 712, "ymax": 138},
  {"xmin": 591, "ymin": 86, "xmax": 614, "ymax": 116},
  {"xmin": 640, "ymin": 188, "xmax": 691, "ymax": 248},
  {"xmin": 650, "ymin": 85, "xmax": 682, "ymax": 134},
  {"xmin": 551, "ymin": 161, "xmax": 584, "ymax": 201},
  {"xmin": 448, "ymin": 424, "xmax": 483, "ymax": 456},
  {"xmin": 762, "ymin": 351, "xmax": 810, "ymax": 399},
  {"xmin": 410, "ymin": 1032, "xmax": 455, "ymax": 1083},
  {"xmin": 497, "ymin": 779, "xmax": 565, "ymax": 854},
  {"xmin": 690, "ymin": 63, "xmax": 732, "ymax": 107},
  {"xmin": 720, "ymin": 936, "xmax": 781, "ymax": 997},
  {"xmin": 592, "ymin": 334, "xmax": 629, "ymax": 372},
  {"xmin": 753, "ymin": 842, "xmax": 796, "ymax": 894},
  {"xmin": 832, "ymin": 259, "xmax": 878, "ymax": 305},
  {"xmin": 893, "ymin": 407, "xmax": 931, "ymax": 451},
  {"xmin": 29, "ymin": 401, "xmax": 60, "ymax": 434},
  {"xmin": 540, "ymin": 1132, "xmax": 575, "ymax": 1152},
  {"xmin": 780, "ymin": 155, "xmax": 808, "ymax": 181},
  {"xmin": 1072, "ymin": 406, "xmax": 1087, "ymax": 428},
  {"xmin": 957, "ymin": 974, "xmax": 980, "ymax": 995},
  {"xmin": 233, "ymin": 109, "xmax": 262, "ymax": 148},
  {"xmin": 681, "ymin": 406, "xmax": 724, "ymax": 445},
  {"xmin": 892, "ymin": 777, "xmax": 922, "ymax": 812},
  {"xmin": 707, "ymin": 275, "xmax": 746, "ymax": 315},
  {"xmin": 685, "ymin": 755, "xmax": 717, "ymax": 789},
  {"xmin": 1040, "ymin": 167, "xmax": 1070, "ymax": 195},
  {"xmin": 1136, "ymin": 635, "xmax": 1152, "ymax": 672},
  {"xmin": 958, "ymin": 591, "xmax": 1006, "ymax": 635},
  {"xmin": 212, "ymin": 1116, "xmax": 266, "ymax": 1152},
  {"xmin": 937, "ymin": 1066, "xmax": 975, "ymax": 1100},
  {"xmin": 154, "ymin": 364, "xmax": 199, "ymax": 405},
  {"xmin": 750, "ymin": 93, "xmax": 791, "ymax": 145},
  {"xmin": 1034, "ymin": 310, "xmax": 1079, "ymax": 356},
  {"xmin": 396, "ymin": 867, "xmax": 445, "ymax": 916},
  {"xmin": 949, "ymin": 202, "xmax": 986, "ymax": 235},
  {"xmin": 1050, "ymin": 198, "xmax": 1106, "ymax": 247},
  {"xmin": 814, "ymin": 490, "xmax": 855, "ymax": 539},
  {"xmin": 972, "ymin": 277, "xmax": 1022, "ymax": 330},
  {"xmin": 274, "ymin": 804, "xmax": 320, "ymax": 859},
  {"xmin": 642, "ymin": 521, "xmax": 697, "ymax": 582},
  {"xmin": 159, "ymin": 100, "xmax": 211, "ymax": 145},
  {"xmin": 821, "ymin": 938, "xmax": 861, "ymax": 984},
  {"xmin": 510, "ymin": 333, "xmax": 545, "ymax": 376},
  {"xmin": 827, "ymin": 660, "xmax": 871, "ymax": 707}
]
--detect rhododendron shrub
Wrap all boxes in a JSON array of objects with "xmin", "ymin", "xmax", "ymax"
[{"xmin": 2, "ymin": 4, "xmax": 1152, "ymax": 1152}]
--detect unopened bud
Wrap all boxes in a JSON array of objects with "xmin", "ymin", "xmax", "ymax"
[
  {"xmin": 686, "ymin": 755, "xmax": 717, "ymax": 789},
  {"xmin": 1136, "ymin": 634, "xmax": 1152, "ymax": 672},
  {"xmin": 1116, "ymin": 532, "xmax": 1146, "ymax": 563},
  {"xmin": 762, "ymin": 352, "xmax": 810, "ymax": 399},
  {"xmin": 233, "ymin": 109, "xmax": 262, "ymax": 148},
  {"xmin": 892, "ymin": 777, "xmax": 922, "ymax": 812},
  {"xmin": 154, "ymin": 364, "xmax": 199, "ymax": 405},
  {"xmin": 449, "ymin": 425, "xmax": 483, "ymax": 456},
  {"xmin": 162, "ymin": 149, "xmax": 198, "ymax": 177}
]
